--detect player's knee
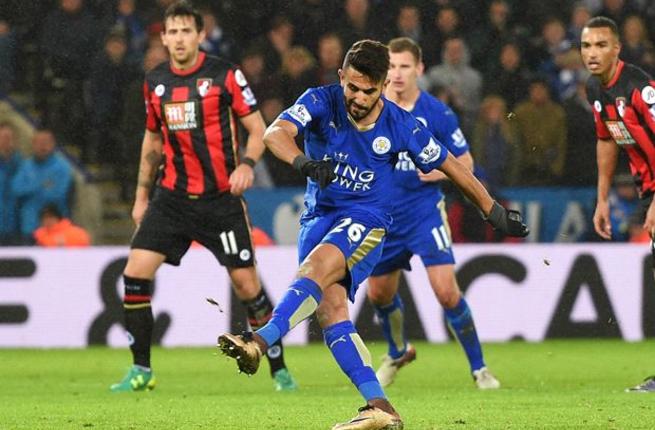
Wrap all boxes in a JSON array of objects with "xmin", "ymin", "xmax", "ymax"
[
  {"xmin": 229, "ymin": 267, "xmax": 260, "ymax": 300},
  {"xmin": 437, "ymin": 286, "xmax": 461, "ymax": 309},
  {"xmin": 315, "ymin": 297, "xmax": 348, "ymax": 328},
  {"xmin": 367, "ymin": 281, "xmax": 394, "ymax": 306}
]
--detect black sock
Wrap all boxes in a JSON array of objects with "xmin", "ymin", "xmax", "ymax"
[
  {"xmin": 243, "ymin": 289, "xmax": 287, "ymax": 375},
  {"xmin": 123, "ymin": 276, "xmax": 154, "ymax": 368}
]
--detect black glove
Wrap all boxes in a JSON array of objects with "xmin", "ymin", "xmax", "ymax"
[
  {"xmin": 485, "ymin": 201, "xmax": 530, "ymax": 237},
  {"xmin": 292, "ymin": 155, "xmax": 336, "ymax": 189}
]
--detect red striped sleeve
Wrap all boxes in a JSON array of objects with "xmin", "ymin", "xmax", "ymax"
[
  {"xmin": 144, "ymin": 81, "xmax": 160, "ymax": 132},
  {"xmin": 225, "ymin": 68, "xmax": 258, "ymax": 117}
]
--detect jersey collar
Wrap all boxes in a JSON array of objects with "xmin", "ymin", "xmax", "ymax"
[
  {"xmin": 170, "ymin": 51, "xmax": 206, "ymax": 76},
  {"xmin": 604, "ymin": 60, "xmax": 624, "ymax": 89}
]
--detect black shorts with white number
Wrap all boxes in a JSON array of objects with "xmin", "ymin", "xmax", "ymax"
[{"xmin": 131, "ymin": 188, "xmax": 255, "ymax": 267}]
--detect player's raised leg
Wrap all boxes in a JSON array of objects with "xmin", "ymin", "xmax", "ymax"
[
  {"xmin": 110, "ymin": 249, "xmax": 165, "ymax": 392},
  {"xmin": 229, "ymin": 266, "xmax": 297, "ymax": 391},
  {"xmin": 427, "ymin": 264, "xmax": 499, "ymax": 389},
  {"xmin": 367, "ymin": 270, "xmax": 416, "ymax": 387}
]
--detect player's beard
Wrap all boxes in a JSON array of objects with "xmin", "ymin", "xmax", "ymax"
[{"xmin": 345, "ymin": 95, "xmax": 380, "ymax": 121}]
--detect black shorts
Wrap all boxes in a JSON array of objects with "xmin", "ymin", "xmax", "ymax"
[{"xmin": 131, "ymin": 188, "xmax": 255, "ymax": 267}]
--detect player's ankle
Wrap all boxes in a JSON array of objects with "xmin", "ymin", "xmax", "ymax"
[
  {"xmin": 367, "ymin": 398, "xmax": 398, "ymax": 417},
  {"xmin": 253, "ymin": 332, "xmax": 268, "ymax": 352}
]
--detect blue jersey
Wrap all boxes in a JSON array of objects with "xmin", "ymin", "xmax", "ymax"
[
  {"xmin": 279, "ymin": 84, "xmax": 449, "ymax": 229},
  {"xmin": 392, "ymin": 91, "xmax": 469, "ymax": 204}
]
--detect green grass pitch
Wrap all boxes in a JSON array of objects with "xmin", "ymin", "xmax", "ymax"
[{"xmin": 1, "ymin": 340, "xmax": 653, "ymax": 429}]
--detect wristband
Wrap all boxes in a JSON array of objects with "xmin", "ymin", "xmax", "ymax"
[
  {"xmin": 241, "ymin": 156, "xmax": 256, "ymax": 168},
  {"xmin": 292, "ymin": 154, "xmax": 309, "ymax": 171}
]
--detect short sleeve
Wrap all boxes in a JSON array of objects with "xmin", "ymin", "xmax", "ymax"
[
  {"xmin": 278, "ymin": 88, "xmax": 328, "ymax": 134},
  {"xmin": 405, "ymin": 119, "xmax": 449, "ymax": 173},
  {"xmin": 225, "ymin": 67, "xmax": 259, "ymax": 117},
  {"xmin": 630, "ymin": 81, "xmax": 655, "ymax": 136},
  {"xmin": 144, "ymin": 81, "xmax": 160, "ymax": 132},
  {"xmin": 439, "ymin": 107, "xmax": 469, "ymax": 157}
]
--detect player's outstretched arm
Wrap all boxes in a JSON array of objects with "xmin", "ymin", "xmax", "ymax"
[
  {"xmin": 594, "ymin": 138, "xmax": 619, "ymax": 239},
  {"xmin": 418, "ymin": 152, "xmax": 474, "ymax": 182},
  {"xmin": 132, "ymin": 130, "xmax": 163, "ymax": 225},
  {"xmin": 229, "ymin": 111, "xmax": 267, "ymax": 196},
  {"xmin": 439, "ymin": 152, "xmax": 529, "ymax": 237}
]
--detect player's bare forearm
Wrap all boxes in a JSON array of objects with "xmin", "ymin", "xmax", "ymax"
[
  {"xmin": 135, "ymin": 130, "xmax": 163, "ymax": 201},
  {"xmin": 263, "ymin": 119, "xmax": 303, "ymax": 165},
  {"xmin": 440, "ymin": 153, "xmax": 494, "ymax": 216},
  {"xmin": 418, "ymin": 152, "xmax": 473, "ymax": 182},
  {"xmin": 239, "ymin": 111, "xmax": 267, "ymax": 163},
  {"xmin": 596, "ymin": 138, "xmax": 618, "ymax": 203}
]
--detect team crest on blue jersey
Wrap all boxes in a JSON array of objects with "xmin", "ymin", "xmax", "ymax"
[
  {"xmin": 196, "ymin": 78, "xmax": 212, "ymax": 97},
  {"xmin": 372, "ymin": 136, "xmax": 391, "ymax": 154},
  {"xmin": 418, "ymin": 138, "xmax": 441, "ymax": 163}
]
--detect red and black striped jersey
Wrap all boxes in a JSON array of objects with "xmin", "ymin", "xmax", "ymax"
[
  {"xmin": 144, "ymin": 52, "xmax": 258, "ymax": 196},
  {"xmin": 586, "ymin": 60, "xmax": 655, "ymax": 197}
]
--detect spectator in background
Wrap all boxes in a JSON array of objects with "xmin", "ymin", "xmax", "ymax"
[
  {"xmin": 33, "ymin": 203, "xmax": 90, "ymax": 247},
  {"xmin": 114, "ymin": 0, "xmax": 147, "ymax": 66},
  {"xmin": 513, "ymin": 78, "xmax": 567, "ymax": 185},
  {"xmin": 0, "ymin": 19, "xmax": 16, "ymax": 94},
  {"xmin": 118, "ymin": 44, "xmax": 168, "ymax": 201},
  {"xmin": 568, "ymin": 3, "xmax": 592, "ymax": 43},
  {"xmin": 620, "ymin": 15, "xmax": 655, "ymax": 74},
  {"xmin": 422, "ymin": 6, "xmax": 461, "ymax": 67},
  {"xmin": 470, "ymin": 0, "xmax": 517, "ymax": 73},
  {"xmin": 422, "ymin": 37, "xmax": 483, "ymax": 135},
  {"xmin": 562, "ymin": 73, "xmax": 597, "ymax": 186},
  {"xmin": 278, "ymin": 46, "xmax": 318, "ymax": 106},
  {"xmin": 88, "ymin": 28, "xmax": 135, "ymax": 169},
  {"xmin": 11, "ymin": 129, "xmax": 73, "ymax": 241},
  {"xmin": 289, "ymin": 0, "xmax": 340, "ymax": 52},
  {"xmin": 262, "ymin": 15, "xmax": 294, "ymax": 75},
  {"xmin": 199, "ymin": 7, "xmax": 237, "ymax": 61},
  {"xmin": 607, "ymin": 173, "xmax": 639, "ymax": 242},
  {"xmin": 40, "ymin": 0, "xmax": 100, "ymax": 161},
  {"xmin": 0, "ymin": 122, "xmax": 23, "ymax": 245},
  {"xmin": 315, "ymin": 33, "xmax": 343, "ymax": 85},
  {"xmin": 470, "ymin": 95, "xmax": 521, "ymax": 187},
  {"xmin": 530, "ymin": 17, "xmax": 572, "ymax": 71},
  {"xmin": 392, "ymin": 4, "xmax": 422, "ymax": 44},
  {"xmin": 598, "ymin": 0, "xmax": 639, "ymax": 27},
  {"xmin": 240, "ymin": 47, "xmax": 278, "ymax": 100},
  {"xmin": 484, "ymin": 41, "xmax": 531, "ymax": 109},
  {"xmin": 336, "ymin": 0, "xmax": 379, "ymax": 49}
]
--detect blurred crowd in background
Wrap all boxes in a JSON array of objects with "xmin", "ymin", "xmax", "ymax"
[{"xmin": 1, "ymin": 0, "xmax": 654, "ymax": 245}]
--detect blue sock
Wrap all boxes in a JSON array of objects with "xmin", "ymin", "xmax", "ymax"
[
  {"xmin": 256, "ymin": 277, "xmax": 322, "ymax": 347},
  {"xmin": 373, "ymin": 294, "xmax": 407, "ymax": 359},
  {"xmin": 324, "ymin": 320, "xmax": 385, "ymax": 402},
  {"xmin": 445, "ymin": 297, "xmax": 485, "ymax": 372}
]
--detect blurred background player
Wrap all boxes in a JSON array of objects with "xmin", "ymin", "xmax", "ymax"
[
  {"xmin": 110, "ymin": 1, "xmax": 296, "ymax": 393},
  {"xmin": 217, "ymin": 39, "xmax": 528, "ymax": 430},
  {"xmin": 581, "ymin": 16, "xmax": 655, "ymax": 393},
  {"xmin": 367, "ymin": 37, "xmax": 500, "ymax": 390}
]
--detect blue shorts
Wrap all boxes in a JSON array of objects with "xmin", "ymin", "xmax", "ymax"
[
  {"xmin": 371, "ymin": 197, "xmax": 455, "ymax": 276},
  {"xmin": 298, "ymin": 209, "xmax": 386, "ymax": 302}
]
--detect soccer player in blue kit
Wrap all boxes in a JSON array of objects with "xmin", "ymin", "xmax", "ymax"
[
  {"xmin": 217, "ymin": 40, "xmax": 528, "ymax": 430},
  {"xmin": 368, "ymin": 37, "xmax": 500, "ymax": 390}
]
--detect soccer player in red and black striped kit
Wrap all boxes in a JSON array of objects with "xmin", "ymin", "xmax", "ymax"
[
  {"xmin": 582, "ymin": 16, "xmax": 655, "ymax": 393},
  {"xmin": 110, "ymin": 1, "xmax": 297, "ymax": 392}
]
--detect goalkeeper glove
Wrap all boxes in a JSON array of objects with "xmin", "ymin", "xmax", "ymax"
[
  {"xmin": 292, "ymin": 155, "xmax": 336, "ymax": 189},
  {"xmin": 485, "ymin": 201, "xmax": 529, "ymax": 237}
]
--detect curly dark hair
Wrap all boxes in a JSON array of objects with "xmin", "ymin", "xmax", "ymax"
[{"xmin": 342, "ymin": 39, "xmax": 389, "ymax": 84}]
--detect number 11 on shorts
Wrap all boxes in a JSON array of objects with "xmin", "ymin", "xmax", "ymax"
[{"xmin": 220, "ymin": 230, "xmax": 238, "ymax": 255}]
